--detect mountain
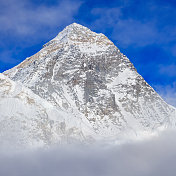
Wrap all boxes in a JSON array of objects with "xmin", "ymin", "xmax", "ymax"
[{"xmin": 2, "ymin": 23, "xmax": 176, "ymax": 147}]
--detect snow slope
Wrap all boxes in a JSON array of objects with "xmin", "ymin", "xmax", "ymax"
[{"xmin": 0, "ymin": 74, "xmax": 96, "ymax": 149}]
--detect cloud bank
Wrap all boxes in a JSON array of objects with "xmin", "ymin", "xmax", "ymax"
[{"xmin": 1, "ymin": 130, "xmax": 176, "ymax": 176}]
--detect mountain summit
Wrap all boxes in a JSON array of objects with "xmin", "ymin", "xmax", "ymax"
[
  {"xmin": 43, "ymin": 23, "xmax": 113, "ymax": 51},
  {"xmin": 2, "ymin": 23, "xmax": 176, "ymax": 148}
]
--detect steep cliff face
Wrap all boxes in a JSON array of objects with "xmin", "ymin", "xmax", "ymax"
[{"xmin": 4, "ymin": 23, "xmax": 176, "ymax": 141}]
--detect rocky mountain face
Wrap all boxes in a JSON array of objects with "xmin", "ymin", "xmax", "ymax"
[{"xmin": 3, "ymin": 23, "xmax": 176, "ymax": 147}]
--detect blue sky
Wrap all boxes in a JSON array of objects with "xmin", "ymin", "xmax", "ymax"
[{"xmin": 0, "ymin": 0, "xmax": 175, "ymax": 106}]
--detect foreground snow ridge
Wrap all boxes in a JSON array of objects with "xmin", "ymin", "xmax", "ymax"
[{"xmin": 1, "ymin": 23, "xmax": 176, "ymax": 149}]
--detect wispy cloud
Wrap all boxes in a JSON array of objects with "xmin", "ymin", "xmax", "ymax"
[
  {"xmin": 154, "ymin": 83, "xmax": 176, "ymax": 107},
  {"xmin": 90, "ymin": 0, "xmax": 176, "ymax": 49},
  {"xmin": 91, "ymin": 7, "xmax": 157, "ymax": 47},
  {"xmin": 0, "ymin": 0, "xmax": 81, "ymax": 39}
]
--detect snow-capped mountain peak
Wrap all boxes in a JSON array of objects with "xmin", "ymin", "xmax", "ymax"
[
  {"xmin": 2, "ymin": 23, "xmax": 176, "ymax": 148},
  {"xmin": 43, "ymin": 23, "xmax": 113, "ymax": 50}
]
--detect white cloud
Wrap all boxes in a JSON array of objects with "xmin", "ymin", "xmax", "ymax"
[
  {"xmin": 0, "ymin": 0, "xmax": 81, "ymax": 38},
  {"xmin": 1, "ymin": 130, "xmax": 176, "ymax": 176}
]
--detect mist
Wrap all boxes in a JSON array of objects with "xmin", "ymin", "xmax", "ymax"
[{"xmin": 0, "ymin": 130, "xmax": 176, "ymax": 176}]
